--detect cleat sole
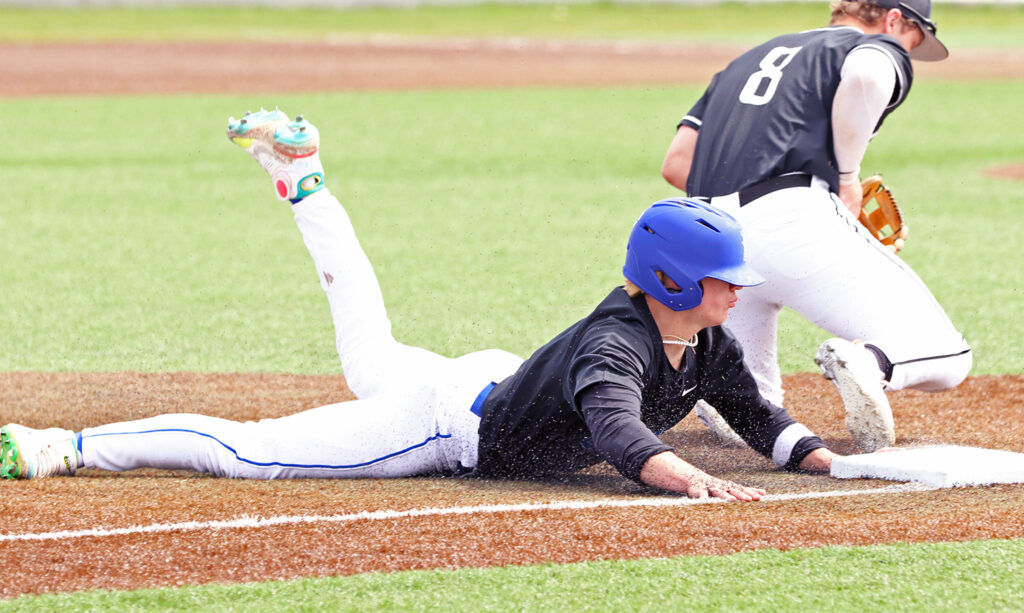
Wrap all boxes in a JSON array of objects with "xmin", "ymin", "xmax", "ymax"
[
  {"xmin": 1, "ymin": 428, "xmax": 24, "ymax": 479},
  {"xmin": 225, "ymin": 108, "xmax": 289, "ymax": 138}
]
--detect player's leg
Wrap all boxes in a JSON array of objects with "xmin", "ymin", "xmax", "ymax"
[
  {"xmin": 3, "ymin": 348, "xmax": 522, "ymax": 480},
  {"xmin": 226, "ymin": 109, "xmax": 448, "ymax": 399},
  {"xmin": 291, "ymin": 190, "xmax": 450, "ymax": 398},
  {"xmin": 790, "ymin": 218, "xmax": 970, "ymax": 450},
  {"xmin": 738, "ymin": 183, "xmax": 970, "ymax": 392},
  {"xmin": 722, "ymin": 289, "xmax": 786, "ymax": 406},
  {"xmin": 735, "ymin": 187, "xmax": 897, "ymax": 451},
  {"xmin": 783, "ymin": 194, "xmax": 970, "ymax": 392},
  {"xmin": 79, "ymin": 392, "xmax": 451, "ymax": 479},
  {"xmin": 77, "ymin": 347, "xmax": 522, "ymax": 479},
  {"xmin": 801, "ymin": 258, "xmax": 972, "ymax": 392},
  {"xmin": 698, "ymin": 289, "xmax": 784, "ymax": 447},
  {"xmin": 738, "ymin": 183, "xmax": 969, "ymax": 450}
]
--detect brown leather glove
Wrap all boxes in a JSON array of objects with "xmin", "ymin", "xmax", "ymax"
[{"xmin": 860, "ymin": 174, "xmax": 909, "ymax": 255}]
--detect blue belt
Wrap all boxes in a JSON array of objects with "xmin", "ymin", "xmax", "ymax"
[{"xmin": 470, "ymin": 381, "xmax": 496, "ymax": 417}]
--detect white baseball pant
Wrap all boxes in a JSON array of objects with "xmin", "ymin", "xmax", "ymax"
[
  {"xmin": 81, "ymin": 190, "xmax": 523, "ymax": 478},
  {"xmin": 711, "ymin": 176, "xmax": 972, "ymax": 407}
]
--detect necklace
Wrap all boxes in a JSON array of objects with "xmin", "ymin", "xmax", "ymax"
[{"xmin": 662, "ymin": 334, "xmax": 698, "ymax": 347}]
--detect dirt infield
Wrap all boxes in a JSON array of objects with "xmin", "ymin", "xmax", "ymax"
[
  {"xmin": 2, "ymin": 372, "xmax": 1023, "ymax": 598},
  {"xmin": 2, "ymin": 39, "xmax": 1023, "ymax": 599},
  {"xmin": 2, "ymin": 38, "xmax": 1024, "ymax": 97}
]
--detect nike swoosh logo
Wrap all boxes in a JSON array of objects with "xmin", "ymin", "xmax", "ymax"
[{"xmin": 681, "ymin": 385, "xmax": 698, "ymax": 397}]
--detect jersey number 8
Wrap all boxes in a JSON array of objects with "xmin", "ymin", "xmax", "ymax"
[{"xmin": 738, "ymin": 46, "xmax": 803, "ymax": 106}]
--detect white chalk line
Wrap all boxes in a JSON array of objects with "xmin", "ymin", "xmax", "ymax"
[{"xmin": 0, "ymin": 482, "xmax": 935, "ymax": 544}]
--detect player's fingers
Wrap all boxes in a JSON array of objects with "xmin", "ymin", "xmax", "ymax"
[
  {"xmin": 700, "ymin": 483, "xmax": 733, "ymax": 501},
  {"xmin": 687, "ymin": 483, "xmax": 710, "ymax": 499},
  {"xmin": 736, "ymin": 487, "xmax": 763, "ymax": 502},
  {"xmin": 703, "ymin": 484, "xmax": 736, "ymax": 501},
  {"xmin": 720, "ymin": 487, "xmax": 753, "ymax": 502},
  {"xmin": 717, "ymin": 481, "xmax": 764, "ymax": 502}
]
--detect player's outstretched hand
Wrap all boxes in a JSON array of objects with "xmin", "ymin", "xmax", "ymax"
[
  {"xmin": 685, "ymin": 472, "xmax": 766, "ymax": 501},
  {"xmin": 639, "ymin": 451, "xmax": 766, "ymax": 501}
]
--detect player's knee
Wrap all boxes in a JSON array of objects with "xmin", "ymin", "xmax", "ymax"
[
  {"xmin": 885, "ymin": 341, "xmax": 972, "ymax": 392},
  {"xmin": 342, "ymin": 367, "xmax": 381, "ymax": 399},
  {"xmin": 915, "ymin": 347, "xmax": 973, "ymax": 392}
]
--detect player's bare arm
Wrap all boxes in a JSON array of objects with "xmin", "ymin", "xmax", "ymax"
[
  {"xmin": 831, "ymin": 47, "xmax": 898, "ymax": 216},
  {"xmin": 661, "ymin": 125, "xmax": 698, "ymax": 192}
]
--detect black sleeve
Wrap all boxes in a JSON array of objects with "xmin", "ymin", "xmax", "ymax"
[
  {"xmin": 785, "ymin": 436, "xmax": 828, "ymax": 472},
  {"xmin": 577, "ymin": 383, "xmax": 672, "ymax": 483},
  {"xmin": 678, "ymin": 73, "xmax": 715, "ymax": 130},
  {"xmin": 701, "ymin": 329, "xmax": 826, "ymax": 469},
  {"xmin": 564, "ymin": 320, "xmax": 669, "ymax": 483}
]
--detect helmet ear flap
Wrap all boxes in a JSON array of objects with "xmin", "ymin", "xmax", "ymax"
[{"xmin": 657, "ymin": 266, "xmax": 703, "ymax": 311}]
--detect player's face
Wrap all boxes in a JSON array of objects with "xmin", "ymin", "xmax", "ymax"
[
  {"xmin": 893, "ymin": 17, "xmax": 925, "ymax": 53},
  {"xmin": 694, "ymin": 278, "xmax": 741, "ymax": 326}
]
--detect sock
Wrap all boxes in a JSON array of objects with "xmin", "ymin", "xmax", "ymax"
[
  {"xmin": 864, "ymin": 343, "xmax": 895, "ymax": 382},
  {"xmin": 74, "ymin": 431, "xmax": 85, "ymax": 468}
]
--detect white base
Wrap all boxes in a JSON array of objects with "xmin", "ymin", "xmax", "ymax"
[{"xmin": 830, "ymin": 445, "xmax": 1024, "ymax": 488}]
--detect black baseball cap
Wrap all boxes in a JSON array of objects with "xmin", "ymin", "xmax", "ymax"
[{"xmin": 871, "ymin": 0, "xmax": 948, "ymax": 61}]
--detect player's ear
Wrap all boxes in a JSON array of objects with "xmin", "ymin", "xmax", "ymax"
[{"xmin": 884, "ymin": 8, "xmax": 904, "ymax": 31}]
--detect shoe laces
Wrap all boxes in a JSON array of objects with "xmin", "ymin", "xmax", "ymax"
[{"xmin": 35, "ymin": 442, "xmax": 76, "ymax": 478}]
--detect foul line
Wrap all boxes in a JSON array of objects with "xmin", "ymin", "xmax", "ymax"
[{"xmin": 1, "ymin": 482, "xmax": 934, "ymax": 543}]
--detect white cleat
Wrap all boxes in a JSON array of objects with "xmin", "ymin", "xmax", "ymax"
[
  {"xmin": 1, "ymin": 424, "xmax": 80, "ymax": 479},
  {"xmin": 694, "ymin": 400, "xmax": 746, "ymax": 447},
  {"xmin": 815, "ymin": 338, "xmax": 895, "ymax": 452}
]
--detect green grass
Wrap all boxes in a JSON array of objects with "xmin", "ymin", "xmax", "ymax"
[
  {"xmin": 4, "ymin": 538, "xmax": 1023, "ymax": 611},
  {"xmin": 0, "ymin": 79, "xmax": 1019, "ymax": 376},
  {"xmin": 2, "ymin": 3, "xmax": 1024, "ymax": 48},
  {"xmin": 1, "ymin": 82, "xmax": 1021, "ymax": 375}
]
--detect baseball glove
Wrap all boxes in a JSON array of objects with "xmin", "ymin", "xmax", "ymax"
[{"xmin": 859, "ymin": 174, "xmax": 908, "ymax": 254}]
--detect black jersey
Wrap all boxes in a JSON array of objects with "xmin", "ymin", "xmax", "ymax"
[
  {"xmin": 474, "ymin": 288, "xmax": 823, "ymax": 483},
  {"xmin": 681, "ymin": 26, "xmax": 913, "ymax": 197}
]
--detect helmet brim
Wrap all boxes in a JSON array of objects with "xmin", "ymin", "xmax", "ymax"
[{"xmin": 706, "ymin": 262, "xmax": 765, "ymax": 288}]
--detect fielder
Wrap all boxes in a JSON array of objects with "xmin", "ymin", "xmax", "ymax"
[
  {"xmin": 1, "ymin": 109, "xmax": 840, "ymax": 500},
  {"xmin": 661, "ymin": 0, "xmax": 971, "ymax": 451}
]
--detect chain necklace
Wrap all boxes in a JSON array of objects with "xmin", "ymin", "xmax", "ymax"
[{"xmin": 662, "ymin": 334, "xmax": 698, "ymax": 347}]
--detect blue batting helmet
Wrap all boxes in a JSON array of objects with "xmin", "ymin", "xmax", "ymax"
[{"xmin": 623, "ymin": 198, "xmax": 765, "ymax": 311}]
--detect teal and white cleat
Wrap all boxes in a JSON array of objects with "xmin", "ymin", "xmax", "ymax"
[
  {"xmin": 1, "ymin": 424, "xmax": 79, "ymax": 479},
  {"xmin": 226, "ymin": 108, "xmax": 325, "ymax": 203}
]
